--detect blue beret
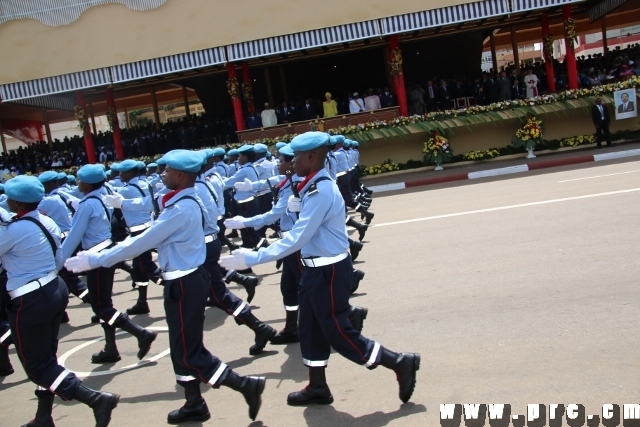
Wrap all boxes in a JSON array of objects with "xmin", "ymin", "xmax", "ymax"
[
  {"xmin": 118, "ymin": 160, "xmax": 139, "ymax": 172},
  {"xmin": 57, "ymin": 172, "xmax": 67, "ymax": 180},
  {"xmin": 279, "ymin": 144, "xmax": 294, "ymax": 157},
  {"xmin": 147, "ymin": 163, "xmax": 158, "ymax": 168},
  {"xmin": 343, "ymin": 140, "xmax": 352, "ymax": 148},
  {"xmin": 212, "ymin": 147, "xmax": 226, "ymax": 157},
  {"xmin": 157, "ymin": 149, "xmax": 204, "ymax": 173},
  {"xmin": 136, "ymin": 161, "xmax": 146, "ymax": 170},
  {"xmin": 237, "ymin": 144, "xmax": 254, "ymax": 154},
  {"xmin": 67, "ymin": 175, "xmax": 76, "ymax": 182},
  {"xmin": 200, "ymin": 149, "xmax": 214, "ymax": 160},
  {"xmin": 351, "ymin": 141, "xmax": 359, "ymax": 147},
  {"xmin": 275, "ymin": 142, "xmax": 287, "ymax": 149},
  {"xmin": 254, "ymin": 143, "xmax": 268, "ymax": 153},
  {"xmin": 228, "ymin": 149, "xmax": 239, "ymax": 156},
  {"xmin": 290, "ymin": 132, "xmax": 330, "ymax": 152},
  {"xmin": 105, "ymin": 170, "xmax": 112, "ymax": 177},
  {"xmin": 77, "ymin": 164, "xmax": 107, "ymax": 184},
  {"xmin": 98, "ymin": 164, "xmax": 107, "ymax": 171},
  {"xmin": 329, "ymin": 135, "xmax": 345, "ymax": 145},
  {"xmin": 38, "ymin": 171, "xmax": 60, "ymax": 183},
  {"xmin": 5, "ymin": 175, "xmax": 45, "ymax": 204},
  {"xmin": 109, "ymin": 162, "xmax": 120, "ymax": 172}
]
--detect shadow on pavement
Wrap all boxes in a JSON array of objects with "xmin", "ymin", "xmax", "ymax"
[{"xmin": 303, "ymin": 402, "xmax": 426, "ymax": 427}]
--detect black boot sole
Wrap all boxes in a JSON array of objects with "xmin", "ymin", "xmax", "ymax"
[
  {"xmin": 95, "ymin": 393, "xmax": 120, "ymax": 427},
  {"xmin": 126, "ymin": 305, "xmax": 150, "ymax": 315},
  {"xmin": 270, "ymin": 330, "xmax": 299, "ymax": 345},
  {"xmin": 137, "ymin": 331, "xmax": 158, "ymax": 360},
  {"xmin": 249, "ymin": 327, "xmax": 276, "ymax": 355},
  {"xmin": 167, "ymin": 408, "xmax": 211, "ymax": 425},
  {"xmin": 398, "ymin": 353, "xmax": 421, "ymax": 403},
  {"xmin": 243, "ymin": 376, "xmax": 266, "ymax": 421},
  {"xmin": 287, "ymin": 392, "xmax": 334, "ymax": 406},
  {"xmin": 91, "ymin": 352, "xmax": 122, "ymax": 364},
  {"xmin": 0, "ymin": 367, "xmax": 14, "ymax": 376}
]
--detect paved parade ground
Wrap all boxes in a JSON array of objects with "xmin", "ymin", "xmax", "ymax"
[{"xmin": 2, "ymin": 155, "xmax": 640, "ymax": 426}]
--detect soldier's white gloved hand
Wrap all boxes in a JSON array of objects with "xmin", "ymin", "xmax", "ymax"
[
  {"xmin": 104, "ymin": 193, "xmax": 124, "ymax": 209},
  {"xmin": 64, "ymin": 252, "xmax": 92, "ymax": 273},
  {"xmin": 219, "ymin": 248, "xmax": 251, "ymax": 271},
  {"xmin": 234, "ymin": 178, "xmax": 253, "ymax": 192},
  {"xmin": 287, "ymin": 195, "xmax": 302, "ymax": 213},
  {"xmin": 155, "ymin": 182, "xmax": 165, "ymax": 190},
  {"xmin": 224, "ymin": 216, "xmax": 247, "ymax": 230},
  {"xmin": 68, "ymin": 198, "xmax": 80, "ymax": 211}
]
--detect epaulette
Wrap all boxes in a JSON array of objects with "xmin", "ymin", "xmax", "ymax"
[{"xmin": 307, "ymin": 182, "xmax": 320, "ymax": 196}]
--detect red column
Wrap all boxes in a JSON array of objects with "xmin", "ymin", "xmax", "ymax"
[
  {"xmin": 227, "ymin": 62, "xmax": 245, "ymax": 131},
  {"xmin": 541, "ymin": 13, "xmax": 556, "ymax": 92},
  {"xmin": 105, "ymin": 87, "xmax": 124, "ymax": 160},
  {"xmin": 242, "ymin": 63, "xmax": 256, "ymax": 114},
  {"xmin": 75, "ymin": 91, "xmax": 96, "ymax": 164},
  {"xmin": 563, "ymin": 5, "xmax": 579, "ymax": 89},
  {"xmin": 388, "ymin": 35, "xmax": 409, "ymax": 116}
]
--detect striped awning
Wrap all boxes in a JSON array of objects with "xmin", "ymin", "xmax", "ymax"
[
  {"xmin": 588, "ymin": 0, "xmax": 630, "ymax": 22},
  {"xmin": 381, "ymin": 0, "xmax": 510, "ymax": 35},
  {"xmin": 11, "ymin": 95, "xmax": 75, "ymax": 111},
  {"xmin": 512, "ymin": 0, "xmax": 585, "ymax": 13},
  {"xmin": 0, "ymin": 68, "xmax": 110, "ymax": 102},
  {"xmin": 227, "ymin": 20, "xmax": 382, "ymax": 61},
  {"xmin": 111, "ymin": 47, "xmax": 226, "ymax": 83}
]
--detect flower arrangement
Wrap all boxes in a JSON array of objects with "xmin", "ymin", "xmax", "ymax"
[
  {"xmin": 512, "ymin": 115, "xmax": 543, "ymax": 151},
  {"xmin": 559, "ymin": 135, "xmax": 596, "ymax": 147},
  {"xmin": 543, "ymin": 35, "xmax": 554, "ymax": 60},
  {"xmin": 74, "ymin": 104, "xmax": 88, "ymax": 130},
  {"xmin": 423, "ymin": 131, "xmax": 454, "ymax": 168},
  {"xmin": 241, "ymin": 82, "xmax": 254, "ymax": 101},
  {"xmin": 310, "ymin": 120, "xmax": 325, "ymax": 131},
  {"xmin": 564, "ymin": 18, "xmax": 577, "ymax": 48},
  {"xmin": 463, "ymin": 148, "xmax": 501, "ymax": 161},
  {"xmin": 227, "ymin": 78, "xmax": 240, "ymax": 99},
  {"xmin": 362, "ymin": 159, "xmax": 400, "ymax": 176},
  {"xmin": 105, "ymin": 106, "xmax": 117, "ymax": 130},
  {"xmin": 389, "ymin": 47, "xmax": 403, "ymax": 75}
]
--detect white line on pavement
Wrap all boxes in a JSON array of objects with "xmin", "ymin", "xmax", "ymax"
[
  {"xmin": 374, "ymin": 187, "xmax": 640, "ymax": 228},
  {"xmin": 558, "ymin": 169, "xmax": 640, "ymax": 183},
  {"xmin": 468, "ymin": 164, "xmax": 529, "ymax": 179},
  {"xmin": 368, "ymin": 182, "xmax": 406, "ymax": 193},
  {"xmin": 593, "ymin": 149, "xmax": 640, "ymax": 161}
]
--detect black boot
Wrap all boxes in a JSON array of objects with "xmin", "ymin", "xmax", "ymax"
[
  {"xmin": 225, "ymin": 271, "xmax": 259, "ymax": 303},
  {"xmin": 362, "ymin": 185, "xmax": 373, "ymax": 196},
  {"xmin": 114, "ymin": 315, "xmax": 157, "ymax": 360},
  {"xmin": 363, "ymin": 210, "xmax": 374, "ymax": 225},
  {"xmin": 351, "ymin": 269, "xmax": 365, "ymax": 294},
  {"xmin": 275, "ymin": 258, "xmax": 283, "ymax": 270},
  {"xmin": 245, "ymin": 314, "xmax": 276, "ymax": 355},
  {"xmin": 116, "ymin": 261, "xmax": 134, "ymax": 277},
  {"xmin": 221, "ymin": 370, "xmax": 265, "ymax": 421},
  {"xmin": 167, "ymin": 382, "xmax": 210, "ymax": 424},
  {"xmin": 348, "ymin": 306, "xmax": 368, "ymax": 333},
  {"xmin": 90, "ymin": 315, "xmax": 100, "ymax": 324},
  {"xmin": 379, "ymin": 348, "xmax": 421, "ymax": 403},
  {"xmin": 227, "ymin": 229, "xmax": 239, "ymax": 239},
  {"xmin": 92, "ymin": 325, "xmax": 121, "ymax": 364},
  {"xmin": 0, "ymin": 344, "xmax": 14, "ymax": 376},
  {"xmin": 349, "ymin": 239, "xmax": 363, "ymax": 261},
  {"xmin": 72, "ymin": 383, "xmax": 120, "ymax": 427},
  {"xmin": 22, "ymin": 390, "xmax": 55, "ymax": 427},
  {"xmin": 270, "ymin": 309, "xmax": 299, "ymax": 344},
  {"xmin": 346, "ymin": 217, "xmax": 368, "ymax": 241},
  {"xmin": 287, "ymin": 367, "xmax": 334, "ymax": 406},
  {"xmin": 126, "ymin": 286, "xmax": 150, "ymax": 315},
  {"xmin": 60, "ymin": 311, "xmax": 69, "ymax": 324}
]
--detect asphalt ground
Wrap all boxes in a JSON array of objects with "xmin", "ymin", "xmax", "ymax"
[{"xmin": 2, "ymin": 156, "xmax": 640, "ymax": 426}]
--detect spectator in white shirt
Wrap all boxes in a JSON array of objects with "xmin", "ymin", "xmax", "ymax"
[
  {"xmin": 260, "ymin": 102, "xmax": 278, "ymax": 127},
  {"xmin": 364, "ymin": 89, "xmax": 381, "ymax": 111},
  {"xmin": 349, "ymin": 92, "xmax": 366, "ymax": 114}
]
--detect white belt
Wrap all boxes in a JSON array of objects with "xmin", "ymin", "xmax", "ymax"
[
  {"xmin": 256, "ymin": 190, "xmax": 271, "ymax": 197},
  {"xmin": 85, "ymin": 239, "xmax": 113, "ymax": 253},
  {"xmin": 348, "ymin": 167, "xmax": 355, "ymax": 171},
  {"xmin": 236, "ymin": 196, "xmax": 255, "ymax": 204},
  {"xmin": 127, "ymin": 222, "xmax": 151, "ymax": 233},
  {"xmin": 217, "ymin": 215, "xmax": 223, "ymax": 221},
  {"xmin": 301, "ymin": 252, "xmax": 349, "ymax": 267},
  {"xmin": 336, "ymin": 171, "xmax": 347, "ymax": 177},
  {"xmin": 9, "ymin": 271, "xmax": 58, "ymax": 299},
  {"xmin": 60, "ymin": 231, "xmax": 69, "ymax": 239},
  {"xmin": 205, "ymin": 233, "xmax": 218, "ymax": 243},
  {"xmin": 162, "ymin": 268, "xmax": 198, "ymax": 281}
]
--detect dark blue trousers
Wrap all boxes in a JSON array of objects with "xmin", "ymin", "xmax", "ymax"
[{"xmin": 281, "ymin": 251, "xmax": 302, "ymax": 309}]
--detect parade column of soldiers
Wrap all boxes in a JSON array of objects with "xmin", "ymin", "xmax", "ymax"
[{"xmin": 0, "ymin": 131, "xmax": 419, "ymax": 426}]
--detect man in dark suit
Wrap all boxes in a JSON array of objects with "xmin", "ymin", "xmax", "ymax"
[
  {"xmin": 380, "ymin": 87, "xmax": 396, "ymax": 108},
  {"xmin": 424, "ymin": 80, "xmax": 438, "ymax": 112},
  {"xmin": 301, "ymin": 98, "xmax": 318, "ymax": 120},
  {"xmin": 436, "ymin": 80, "xmax": 453, "ymax": 110},
  {"xmin": 592, "ymin": 97, "xmax": 612, "ymax": 148},
  {"xmin": 278, "ymin": 101, "xmax": 296, "ymax": 123},
  {"xmin": 497, "ymin": 71, "xmax": 511, "ymax": 101},
  {"xmin": 617, "ymin": 92, "xmax": 635, "ymax": 113}
]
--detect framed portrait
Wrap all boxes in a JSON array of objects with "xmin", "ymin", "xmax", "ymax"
[{"xmin": 614, "ymin": 88, "xmax": 637, "ymax": 120}]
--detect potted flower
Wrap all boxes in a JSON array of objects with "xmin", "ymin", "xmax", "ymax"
[
  {"xmin": 423, "ymin": 130, "xmax": 453, "ymax": 171},
  {"xmin": 512, "ymin": 114, "xmax": 543, "ymax": 158}
]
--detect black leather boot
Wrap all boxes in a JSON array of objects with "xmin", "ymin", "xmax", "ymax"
[
  {"xmin": 72, "ymin": 383, "xmax": 120, "ymax": 427},
  {"xmin": 167, "ymin": 382, "xmax": 210, "ymax": 424},
  {"xmin": 270, "ymin": 309, "xmax": 299, "ymax": 344},
  {"xmin": 114, "ymin": 315, "xmax": 157, "ymax": 360},
  {"xmin": 126, "ymin": 286, "xmax": 150, "ymax": 315},
  {"xmin": 22, "ymin": 390, "xmax": 55, "ymax": 427},
  {"xmin": 225, "ymin": 271, "xmax": 259, "ymax": 303},
  {"xmin": 60, "ymin": 311, "xmax": 69, "ymax": 324},
  {"xmin": 227, "ymin": 229, "xmax": 239, "ymax": 239},
  {"xmin": 346, "ymin": 217, "xmax": 368, "ymax": 241},
  {"xmin": 245, "ymin": 314, "xmax": 276, "ymax": 355},
  {"xmin": 362, "ymin": 185, "xmax": 373, "ymax": 196},
  {"xmin": 349, "ymin": 239, "xmax": 364, "ymax": 261},
  {"xmin": 351, "ymin": 269, "xmax": 365, "ymax": 294},
  {"xmin": 0, "ymin": 344, "xmax": 13, "ymax": 376},
  {"xmin": 348, "ymin": 306, "xmax": 368, "ymax": 333},
  {"xmin": 287, "ymin": 367, "xmax": 334, "ymax": 406},
  {"xmin": 116, "ymin": 261, "xmax": 134, "ymax": 277},
  {"xmin": 91, "ymin": 325, "xmax": 121, "ymax": 364},
  {"xmin": 378, "ymin": 348, "xmax": 421, "ymax": 403},
  {"xmin": 90, "ymin": 315, "xmax": 100, "ymax": 324},
  {"xmin": 221, "ymin": 370, "xmax": 265, "ymax": 421}
]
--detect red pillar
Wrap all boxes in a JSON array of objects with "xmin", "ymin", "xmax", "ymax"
[
  {"xmin": 242, "ymin": 63, "xmax": 256, "ymax": 114},
  {"xmin": 388, "ymin": 35, "xmax": 409, "ymax": 116},
  {"xmin": 105, "ymin": 87, "xmax": 124, "ymax": 160},
  {"xmin": 541, "ymin": 13, "xmax": 556, "ymax": 92},
  {"xmin": 75, "ymin": 91, "xmax": 96, "ymax": 164},
  {"xmin": 227, "ymin": 62, "xmax": 245, "ymax": 131},
  {"xmin": 563, "ymin": 5, "xmax": 579, "ymax": 89}
]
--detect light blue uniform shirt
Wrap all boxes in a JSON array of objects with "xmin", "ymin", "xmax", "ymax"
[
  {"xmin": 244, "ymin": 175, "xmax": 299, "ymax": 232},
  {"xmin": 61, "ymin": 189, "xmax": 112, "ymax": 259},
  {"xmin": 194, "ymin": 176, "xmax": 221, "ymax": 235},
  {"xmin": 0, "ymin": 211, "xmax": 63, "ymax": 291},
  {"xmin": 254, "ymin": 158, "xmax": 274, "ymax": 180},
  {"xmin": 88, "ymin": 187, "xmax": 207, "ymax": 272},
  {"xmin": 224, "ymin": 162, "xmax": 260, "ymax": 202},
  {"xmin": 353, "ymin": 148, "xmax": 360, "ymax": 165},
  {"xmin": 109, "ymin": 177, "xmax": 124, "ymax": 188},
  {"xmin": 207, "ymin": 172, "xmax": 226, "ymax": 215},
  {"xmin": 0, "ymin": 194, "xmax": 8, "ymax": 212},
  {"xmin": 147, "ymin": 173, "xmax": 161, "ymax": 187},
  {"xmin": 227, "ymin": 161, "xmax": 239, "ymax": 176},
  {"xmin": 118, "ymin": 177, "xmax": 153, "ymax": 227},
  {"xmin": 215, "ymin": 161, "xmax": 229, "ymax": 178},
  {"xmin": 325, "ymin": 152, "xmax": 337, "ymax": 180},
  {"xmin": 38, "ymin": 194, "xmax": 72, "ymax": 232},
  {"xmin": 334, "ymin": 148, "xmax": 349, "ymax": 173},
  {"xmin": 244, "ymin": 169, "xmax": 349, "ymax": 267}
]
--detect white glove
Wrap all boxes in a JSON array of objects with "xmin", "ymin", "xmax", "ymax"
[
  {"xmin": 104, "ymin": 193, "xmax": 124, "ymax": 209},
  {"xmin": 234, "ymin": 178, "xmax": 253, "ymax": 192},
  {"xmin": 155, "ymin": 182, "xmax": 165, "ymax": 190},
  {"xmin": 287, "ymin": 195, "xmax": 302, "ymax": 213},
  {"xmin": 224, "ymin": 215, "xmax": 247, "ymax": 230},
  {"xmin": 68, "ymin": 198, "xmax": 80, "ymax": 211},
  {"xmin": 219, "ymin": 248, "xmax": 251, "ymax": 271},
  {"xmin": 64, "ymin": 251, "xmax": 92, "ymax": 273}
]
